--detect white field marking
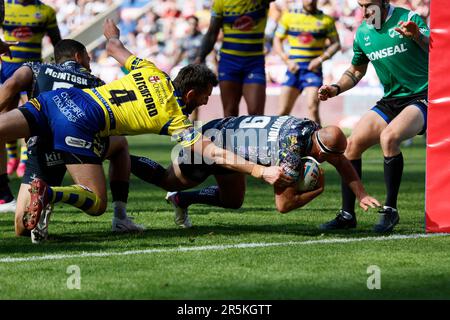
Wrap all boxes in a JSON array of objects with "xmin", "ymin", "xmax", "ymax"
[{"xmin": 1, "ymin": 233, "xmax": 448, "ymax": 263}]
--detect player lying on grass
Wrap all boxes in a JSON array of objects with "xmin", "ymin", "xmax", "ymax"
[
  {"xmin": 0, "ymin": 39, "xmax": 144, "ymax": 243},
  {"xmin": 131, "ymin": 115, "xmax": 381, "ymax": 228},
  {"xmin": 0, "ymin": 19, "xmax": 291, "ymax": 234}
]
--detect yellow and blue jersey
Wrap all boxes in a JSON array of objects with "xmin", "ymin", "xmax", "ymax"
[
  {"xmin": 212, "ymin": 0, "xmax": 272, "ymax": 57},
  {"xmin": 275, "ymin": 9, "xmax": 337, "ymax": 63},
  {"xmin": 22, "ymin": 55, "xmax": 201, "ymax": 159},
  {"xmin": 84, "ymin": 55, "xmax": 197, "ymax": 143},
  {"xmin": 1, "ymin": 0, "xmax": 58, "ymax": 63}
]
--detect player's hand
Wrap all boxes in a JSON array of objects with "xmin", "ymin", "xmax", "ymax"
[
  {"xmin": 359, "ymin": 195, "xmax": 381, "ymax": 211},
  {"xmin": 104, "ymin": 18, "xmax": 121, "ymax": 40},
  {"xmin": 395, "ymin": 21, "xmax": 420, "ymax": 41},
  {"xmin": 286, "ymin": 60, "xmax": 300, "ymax": 73},
  {"xmin": 262, "ymin": 166, "xmax": 293, "ymax": 187},
  {"xmin": 0, "ymin": 41, "xmax": 18, "ymax": 59},
  {"xmin": 307, "ymin": 57, "xmax": 322, "ymax": 72},
  {"xmin": 318, "ymin": 84, "xmax": 338, "ymax": 101}
]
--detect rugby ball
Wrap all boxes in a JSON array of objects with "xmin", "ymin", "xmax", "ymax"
[{"xmin": 298, "ymin": 156, "xmax": 321, "ymax": 192}]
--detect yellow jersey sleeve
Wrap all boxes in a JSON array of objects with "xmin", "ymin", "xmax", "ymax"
[
  {"xmin": 124, "ymin": 55, "xmax": 158, "ymax": 72},
  {"xmin": 325, "ymin": 16, "xmax": 338, "ymax": 38},
  {"xmin": 46, "ymin": 5, "xmax": 58, "ymax": 29},
  {"xmin": 169, "ymin": 118, "xmax": 202, "ymax": 148},
  {"xmin": 211, "ymin": 0, "xmax": 223, "ymax": 18}
]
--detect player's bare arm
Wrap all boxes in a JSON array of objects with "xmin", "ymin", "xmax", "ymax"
[
  {"xmin": 0, "ymin": 40, "xmax": 17, "ymax": 59},
  {"xmin": 308, "ymin": 34, "xmax": 341, "ymax": 72},
  {"xmin": 197, "ymin": 16, "xmax": 222, "ymax": 63},
  {"xmin": 0, "ymin": 66, "xmax": 33, "ymax": 112},
  {"xmin": 104, "ymin": 18, "xmax": 134, "ymax": 66},
  {"xmin": 328, "ymin": 155, "xmax": 380, "ymax": 211},
  {"xmin": 192, "ymin": 137, "xmax": 293, "ymax": 187},
  {"xmin": 274, "ymin": 171, "xmax": 325, "ymax": 213},
  {"xmin": 395, "ymin": 20, "xmax": 429, "ymax": 52},
  {"xmin": 318, "ymin": 63, "xmax": 368, "ymax": 101},
  {"xmin": 47, "ymin": 26, "xmax": 62, "ymax": 46},
  {"xmin": 273, "ymin": 34, "xmax": 299, "ymax": 74}
]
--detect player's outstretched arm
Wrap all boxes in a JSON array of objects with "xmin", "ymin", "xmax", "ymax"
[
  {"xmin": 197, "ymin": 138, "xmax": 293, "ymax": 187},
  {"xmin": 328, "ymin": 155, "xmax": 381, "ymax": 211},
  {"xmin": 103, "ymin": 18, "xmax": 134, "ymax": 66},
  {"xmin": 318, "ymin": 63, "xmax": 367, "ymax": 101},
  {"xmin": 0, "ymin": 66, "xmax": 33, "ymax": 112},
  {"xmin": 274, "ymin": 170, "xmax": 325, "ymax": 213}
]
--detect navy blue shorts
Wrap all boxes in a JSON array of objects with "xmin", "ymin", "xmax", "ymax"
[
  {"xmin": 371, "ymin": 92, "xmax": 428, "ymax": 135},
  {"xmin": 218, "ymin": 52, "xmax": 266, "ymax": 85},
  {"xmin": 283, "ymin": 62, "xmax": 323, "ymax": 91},
  {"xmin": 1, "ymin": 61, "xmax": 24, "ymax": 83},
  {"xmin": 19, "ymin": 88, "xmax": 106, "ymax": 159}
]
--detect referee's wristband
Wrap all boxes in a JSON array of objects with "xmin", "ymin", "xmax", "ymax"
[{"xmin": 331, "ymin": 84, "xmax": 341, "ymax": 96}]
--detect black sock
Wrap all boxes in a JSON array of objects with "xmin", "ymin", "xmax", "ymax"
[
  {"xmin": 110, "ymin": 180, "xmax": 129, "ymax": 203},
  {"xmin": 0, "ymin": 174, "xmax": 13, "ymax": 202},
  {"xmin": 341, "ymin": 159, "xmax": 362, "ymax": 217},
  {"xmin": 130, "ymin": 155, "xmax": 166, "ymax": 186},
  {"xmin": 177, "ymin": 186, "xmax": 222, "ymax": 208},
  {"xmin": 384, "ymin": 153, "xmax": 403, "ymax": 209}
]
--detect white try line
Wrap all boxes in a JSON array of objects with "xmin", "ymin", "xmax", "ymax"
[{"xmin": 1, "ymin": 233, "xmax": 449, "ymax": 263}]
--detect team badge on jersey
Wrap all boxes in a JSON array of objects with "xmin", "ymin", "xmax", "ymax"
[
  {"xmin": 233, "ymin": 16, "xmax": 255, "ymax": 31},
  {"xmin": 149, "ymin": 76, "xmax": 161, "ymax": 83},
  {"xmin": 12, "ymin": 26, "xmax": 33, "ymax": 40},
  {"xmin": 298, "ymin": 32, "xmax": 314, "ymax": 44}
]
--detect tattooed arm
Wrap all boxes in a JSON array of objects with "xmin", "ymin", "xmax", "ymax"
[{"xmin": 318, "ymin": 63, "xmax": 368, "ymax": 101}]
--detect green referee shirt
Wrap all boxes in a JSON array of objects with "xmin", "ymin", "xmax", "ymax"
[{"xmin": 352, "ymin": 6, "xmax": 429, "ymax": 98}]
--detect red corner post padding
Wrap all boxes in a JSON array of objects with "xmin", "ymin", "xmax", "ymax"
[{"xmin": 426, "ymin": 2, "xmax": 450, "ymax": 232}]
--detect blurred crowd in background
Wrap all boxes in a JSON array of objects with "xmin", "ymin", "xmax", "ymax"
[{"xmin": 40, "ymin": 0, "xmax": 431, "ymax": 89}]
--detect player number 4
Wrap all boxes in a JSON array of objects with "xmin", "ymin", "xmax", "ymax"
[{"xmin": 109, "ymin": 89, "xmax": 137, "ymax": 107}]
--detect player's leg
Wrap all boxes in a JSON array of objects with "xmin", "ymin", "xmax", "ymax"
[
  {"xmin": 15, "ymin": 183, "xmax": 30, "ymax": 236},
  {"xmin": 320, "ymin": 110, "xmax": 386, "ymax": 230},
  {"xmin": 374, "ymin": 104, "xmax": 426, "ymax": 233},
  {"xmin": 2, "ymin": 64, "xmax": 23, "ymax": 177},
  {"xmin": 278, "ymin": 66, "xmax": 301, "ymax": 116},
  {"xmin": 168, "ymin": 172, "xmax": 246, "ymax": 228},
  {"xmin": 16, "ymin": 94, "xmax": 30, "ymax": 178},
  {"xmin": 130, "ymin": 155, "xmax": 200, "ymax": 191},
  {"xmin": 242, "ymin": 56, "xmax": 266, "ymax": 115},
  {"xmin": 17, "ymin": 138, "xmax": 27, "ymax": 178},
  {"xmin": 106, "ymin": 136, "xmax": 144, "ymax": 232},
  {"xmin": 0, "ymin": 109, "xmax": 32, "ymax": 213},
  {"xmin": 278, "ymin": 86, "xmax": 300, "ymax": 116},
  {"xmin": 242, "ymin": 83, "xmax": 266, "ymax": 115},
  {"xmin": 301, "ymin": 65, "xmax": 323, "ymax": 124},
  {"xmin": 175, "ymin": 173, "xmax": 246, "ymax": 209},
  {"xmin": 23, "ymin": 163, "xmax": 107, "ymax": 230},
  {"xmin": 220, "ymin": 81, "xmax": 243, "ymax": 117},
  {"xmin": 218, "ymin": 53, "xmax": 244, "ymax": 117},
  {"xmin": 16, "ymin": 135, "xmax": 66, "ymax": 241}
]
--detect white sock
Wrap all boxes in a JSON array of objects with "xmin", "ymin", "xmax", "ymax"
[{"xmin": 113, "ymin": 201, "xmax": 127, "ymax": 219}]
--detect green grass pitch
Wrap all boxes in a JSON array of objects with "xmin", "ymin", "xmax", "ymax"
[{"xmin": 0, "ymin": 134, "xmax": 449, "ymax": 300}]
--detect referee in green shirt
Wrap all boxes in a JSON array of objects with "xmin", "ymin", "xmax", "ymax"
[{"xmin": 317, "ymin": 0, "xmax": 429, "ymax": 233}]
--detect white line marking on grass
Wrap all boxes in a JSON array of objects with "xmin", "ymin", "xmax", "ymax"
[{"xmin": 1, "ymin": 233, "xmax": 448, "ymax": 263}]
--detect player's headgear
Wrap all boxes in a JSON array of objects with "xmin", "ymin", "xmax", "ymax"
[{"xmin": 315, "ymin": 130, "xmax": 345, "ymax": 155}]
